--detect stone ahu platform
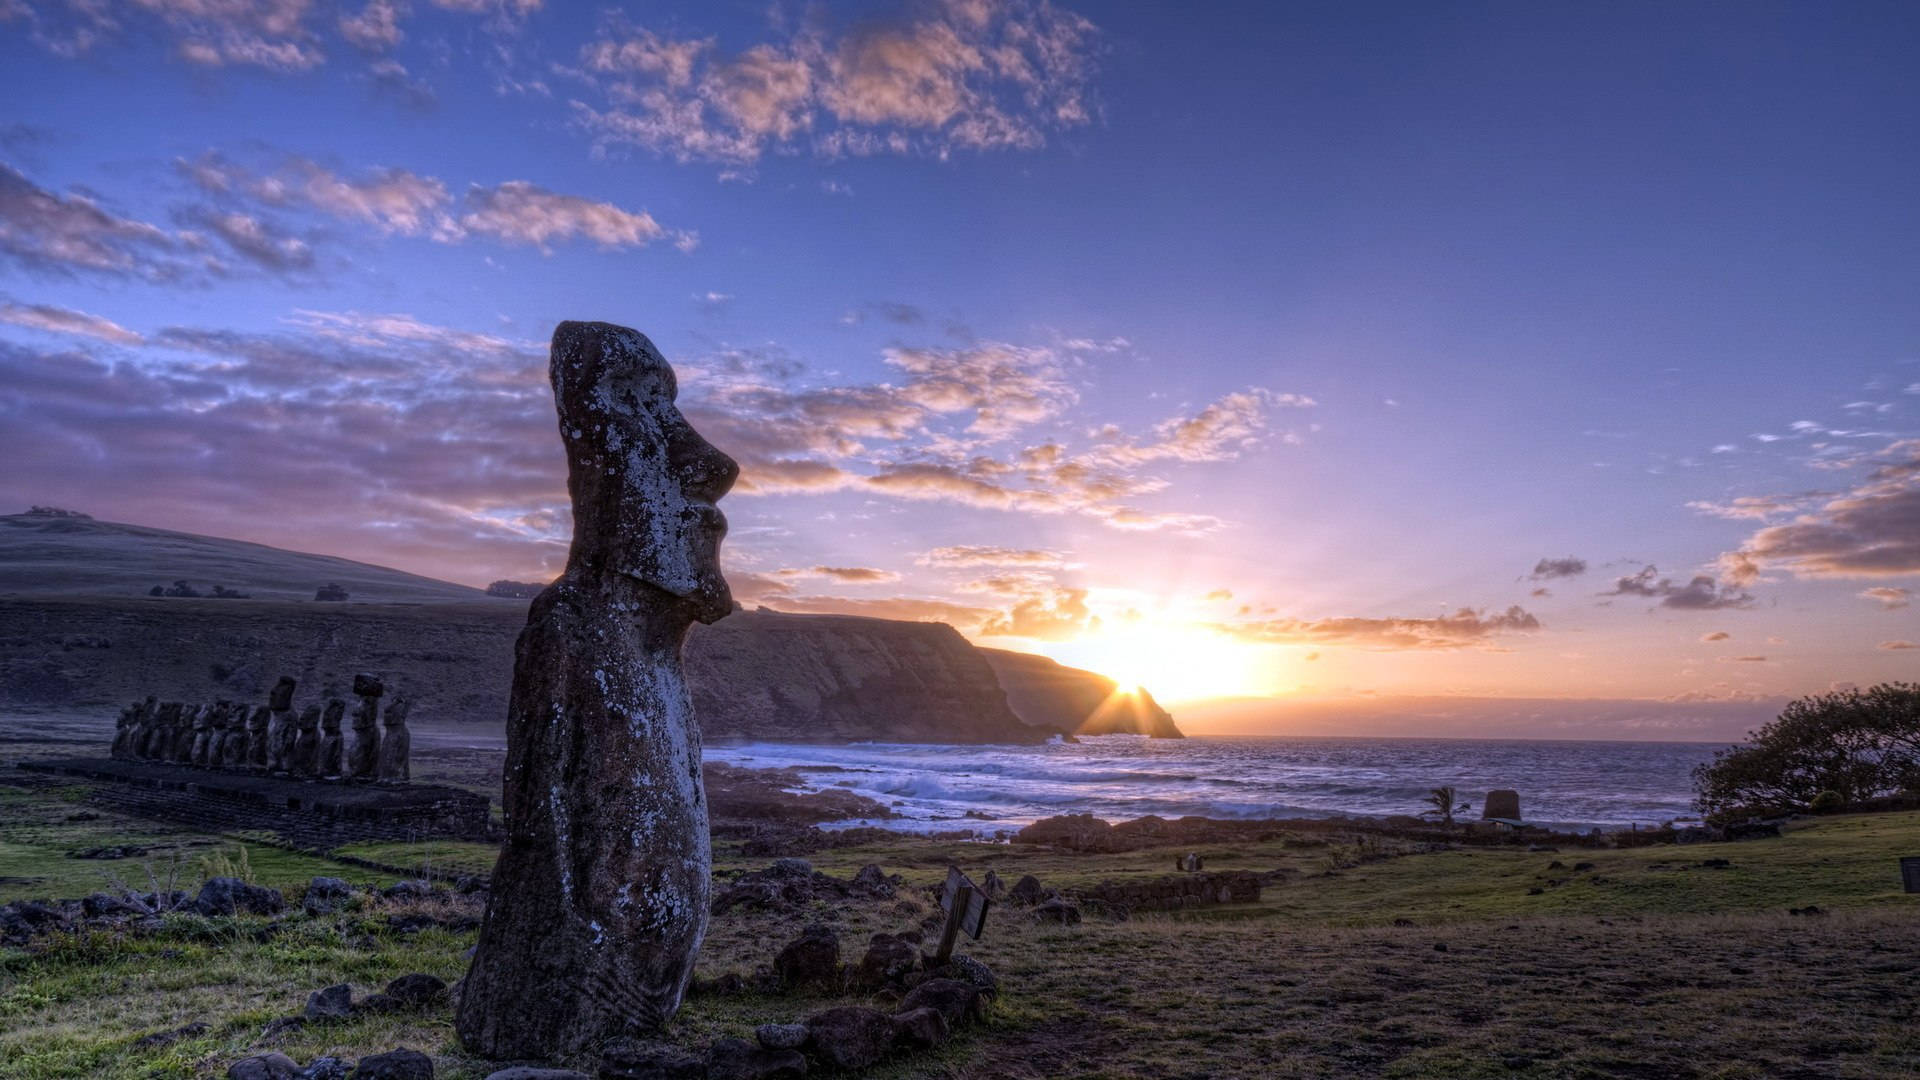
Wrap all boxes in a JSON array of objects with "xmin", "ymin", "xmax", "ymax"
[{"xmin": 19, "ymin": 758, "xmax": 492, "ymax": 844}]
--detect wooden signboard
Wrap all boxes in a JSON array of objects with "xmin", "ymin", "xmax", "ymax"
[{"xmin": 931, "ymin": 865, "xmax": 991, "ymax": 963}]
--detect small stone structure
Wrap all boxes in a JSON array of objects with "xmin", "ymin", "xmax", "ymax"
[
  {"xmin": 107, "ymin": 673, "xmax": 410, "ymax": 784},
  {"xmin": 1482, "ymin": 789, "xmax": 1522, "ymax": 821},
  {"xmin": 1074, "ymin": 871, "xmax": 1261, "ymax": 917}
]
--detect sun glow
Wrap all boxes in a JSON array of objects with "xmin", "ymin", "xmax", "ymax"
[{"xmin": 1040, "ymin": 619, "xmax": 1281, "ymax": 704}]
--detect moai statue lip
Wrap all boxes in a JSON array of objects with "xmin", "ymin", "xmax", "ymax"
[{"xmin": 457, "ymin": 321, "xmax": 738, "ymax": 1059}]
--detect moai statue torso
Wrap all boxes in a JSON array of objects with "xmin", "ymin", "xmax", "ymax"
[
  {"xmin": 290, "ymin": 703, "xmax": 322, "ymax": 775},
  {"xmin": 266, "ymin": 676, "xmax": 297, "ymax": 771},
  {"xmin": 347, "ymin": 674, "xmax": 383, "ymax": 780},
  {"xmin": 376, "ymin": 696, "xmax": 411, "ymax": 783},
  {"xmin": 189, "ymin": 705, "xmax": 215, "ymax": 766},
  {"xmin": 244, "ymin": 705, "xmax": 270, "ymax": 770},
  {"xmin": 316, "ymin": 699, "xmax": 346, "ymax": 777},
  {"xmin": 223, "ymin": 707, "xmax": 255, "ymax": 768},
  {"xmin": 110, "ymin": 704, "xmax": 136, "ymax": 759},
  {"xmin": 144, "ymin": 702, "xmax": 179, "ymax": 760},
  {"xmin": 169, "ymin": 706, "xmax": 199, "ymax": 763},
  {"xmin": 458, "ymin": 321, "xmax": 738, "ymax": 1058}
]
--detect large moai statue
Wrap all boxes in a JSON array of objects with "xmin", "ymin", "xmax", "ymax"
[
  {"xmin": 266, "ymin": 676, "xmax": 298, "ymax": 771},
  {"xmin": 189, "ymin": 705, "xmax": 215, "ymax": 765},
  {"xmin": 375, "ymin": 696, "xmax": 411, "ymax": 783},
  {"xmin": 146, "ymin": 703, "xmax": 181, "ymax": 760},
  {"xmin": 169, "ymin": 705, "xmax": 199, "ymax": 763},
  {"xmin": 316, "ymin": 699, "xmax": 346, "ymax": 778},
  {"xmin": 347, "ymin": 675, "xmax": 383, "ymax": 780},
  {"xmin": 244, "ymin": 705, "xmax": 270, "ymax": 770},
  {"xmin": 458, "ymin": 321, "xmax": 738, "ymax": 1058},
  {"xmin": 111, "ymin": 703, "xmax": 137, "ymax": 759},
  {"xmin": 290, "ymin": 703, "xmax": 322, "ymax": 775},
  {"xmin": 222, "ymin": 707, "xmax": 254, "ymax": 768}
]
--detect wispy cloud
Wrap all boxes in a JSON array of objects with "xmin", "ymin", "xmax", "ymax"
[
  {"xmin": 1602, "ymin": 565, "xmax": 1754, "ymax": 610},
  {"xmin": 1212, "ymin": 606, "xmax": 1542, "ymax": 651},
  {"xmin": 1720, "ymin": 440, "xmax": 1920, "ymax": 581}
]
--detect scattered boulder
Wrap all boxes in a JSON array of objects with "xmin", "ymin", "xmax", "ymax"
[
  {"xmin": 891, "ymin": 1005, "xmax": 950, "ymax": 1050},
  {"xmin": 850, "ymin": 863, "xmax": 896, "ymax": 899},
  {"xmin": 1034, "ymin": 898, "xmax": 1081, "ymax": 925},
  {"xmin": 259, "ymin": 1016, "xmax": 305, "ymax": 1040},
  {"xmin": 853, "ymin": 932, "xmax": 919, "ymax": 989},
  {"xmin": 305, "ymin": 983, "xmax": 354, "ymax": 1021},
  {"xmin": 600, "ymin": 1039, "xmax": 706, "ymax": 1080},
  {"xmin": 772, "ymin": 924, "xmax": 841, "ymax": 989},
  {"xmin": 936, "ymin": 953, "xmax": 998, "ymax": 999},
  {"xmin": 712, "ymin": 858, "xmax": 894, "ymax": 916},
  {"xmin": 196, "ymin": 877, "xmax": 284, "ymax": 917},
  {"xmin": 349, "ymin": 1048, "xmax": 433, "ymax": 1079},
  {"xmin": 227, "ymin": 1052, "xmax": 301, "ymax": 1080},
  {"xmin": 705, "ymin": 1036, "xmax": 808, "ymax": 1080},
  {"xmin": 898, "ymin": 978, "xmax": 981, "ymax": 1030},
  {"xmin": 302, "ymin": 1058, "xmax": 351, "ymax": 1080},
  {"xmin": 804, "ymin": 1006, "xmax": 899, "ymax": 1071},
  {"xmin": 383, "ymin": 973, "xmax": 448, "ymax": 1008},
  {"xmin": 355, "ymin": 994, "xmax": 402, "ymax": 1015},
  {"xmin": 303, "ymin": 877, "xmax": 353, "ymax": 915},
  {"xmin": 1007, "ymin": 875, "xmax": 1047, "ymax": 906},
  {"xmin": 754, "ymin": 1023, "xmax": 810, "ymax": 1051}
]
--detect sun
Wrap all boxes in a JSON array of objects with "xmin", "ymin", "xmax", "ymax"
[{"xmin": 1043, "ymin": 619, "xmax": 1276, "ymax": 704}]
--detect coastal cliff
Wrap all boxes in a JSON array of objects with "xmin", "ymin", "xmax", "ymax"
[{"xmin": 978, "ymin": 647, "xmax": 1183, "ymax": 738}]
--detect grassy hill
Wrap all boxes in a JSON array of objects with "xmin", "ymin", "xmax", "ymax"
[{"xmin": 0, "ymin": 511, "xmax": 488, "ymax": 604}]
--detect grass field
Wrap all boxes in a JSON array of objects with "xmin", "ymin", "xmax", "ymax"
[{"xmin": 2, "ymin": 775, "xmax": 1917, "ymax": 1079}]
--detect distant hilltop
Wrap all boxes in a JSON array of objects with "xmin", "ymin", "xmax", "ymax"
[{"xmin": 0, "ymin": 513, "xmax": 1181, "ymax": 743}]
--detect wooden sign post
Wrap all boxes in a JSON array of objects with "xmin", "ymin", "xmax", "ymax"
[{"xmin": 930, "ymin": 864, "xmax": 991, "ymax": 965}]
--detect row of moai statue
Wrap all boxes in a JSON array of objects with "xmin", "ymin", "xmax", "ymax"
[{"xmin": 109, "ymin": 673, "xmax": 411, "ymax": 783}]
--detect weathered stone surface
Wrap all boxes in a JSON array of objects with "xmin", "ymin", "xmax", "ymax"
[
  {"xmin": 196, "ymin": 876, "xmax": 284, "ymax": 916},
  {"xmin": 706, "ymin": 1036, "xmax": 808, "ymax": 1080},
  {"xmin": 1482, "ymin": 789, "xmax": 1522, "ymax": 820},
  {"xmin": 245, "ymin": 705, "xmax": 271, "ymax": 770},
  {"xmin": 303, "ymin": 876, "xmax": 352, "ymax": 915},
  {"xmin": 803, "ymin": 1006, "xmax": 897, "ymax": 1071},
  {"xmin": 305, "ymin": 983, "xmax": 354, "ymax": 1020},
  {"xmin": 891, "ymin": 1005, "xmax": 950, "ymax": 1050},
  {"xmin": 268, "ymin": 676, "xmax": 299, "ymax": 771},
  {"xmin": 227, "ymin": 1052, "xmax": 300, "ymax": 1080},
  {"xmin": 936, "ymin": 953, "xmax": 998, "ymax": 999},
  {"xmin": 457, "ymin": 322, "xmax": 738, "ymax": 1060},
  {"xmin": 350, "ymin": 1048, "xmax": 433, "ymax": 1079},
  {"xmin": 1007, "ymin": 874, "xmax": 1047, "ymax": 905},
  {"xmin": 898, "ymin": 977, "xmax": 981, "ymax": 1029},
  {"xmin": 773, "ymin": 924, "xmax": 841, "ymax": 990},
  {"xmin": 853, "ymin": 932, "xmax": 919, "ymax": 990},
  {"xmin": 302, "ymin": 1058, "xmax": 351, "ymax": 1080},
  {"xmin": 754, "ymin": 1023, "xmax": 809, "ymax": 1051},
  {"xmin": 289, "ymin": 703, "xmax": 321, "ymax": 775},
  {"xmin": 376, "ymin": 695, "xmax": 411, "ymax": 782}
]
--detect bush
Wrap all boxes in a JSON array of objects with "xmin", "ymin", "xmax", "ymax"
[
  {"xmin": 1692, "ymin": 683, "xmax": 1920, "ymax": 819},
  {"xmin": 1809, "ymin": 790, "xmax": 1845, "ymax": 813}
]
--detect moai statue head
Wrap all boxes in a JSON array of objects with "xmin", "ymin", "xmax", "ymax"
[
  {"xmin": 353, "ymin": 673, "xmax": 384, "ymax": 700},
  {"xmin": 382, "ymin": 696, "xmax": 411, "ymax": 730},
  {"xmin": 191, "ymin": 704, "xmax": 212, "ymax": 733},
  {"xmin": 208, "ymin": 703, "xmax": 229, "ymax": 731},
  {"xmin": 269, "ymin": 676, "xmax": 297, "ymax": 712},
  {"xmin": 321, "ymin": 699, "xmax": 345, "ymax": 733},
  {"xmin": 297, "ymin": 702, "xmax": 322, "ymax": 732},
  {"xmin": 248, "ymin": 705, "xmax": 269, "ymax": 732},
  {"xmin": 550, "ymin": 321, "xmax": 739, "ymax": 624}
]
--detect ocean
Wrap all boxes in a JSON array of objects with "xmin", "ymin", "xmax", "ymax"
[{"xmin": 703, "ymin": 735, "xmax": 1728, "ymax": 833}]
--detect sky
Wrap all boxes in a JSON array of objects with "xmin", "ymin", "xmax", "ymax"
[{"xmin": 1, "ymin": 0, "xmax": 1917, "ymax": 712}]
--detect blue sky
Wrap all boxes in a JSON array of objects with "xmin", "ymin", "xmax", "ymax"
[{"xmin": 2, "ymin": 0, "xmax": 1917, "ymax": 710}]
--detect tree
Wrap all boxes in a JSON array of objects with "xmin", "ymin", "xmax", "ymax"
[
  {"xmin": 1692, "ymin": 683, "xmax": 1920, "ymax": 818},
  {"xmin": 1421, "ymin": 785, "xmax": 1470, "ymax": 826}
]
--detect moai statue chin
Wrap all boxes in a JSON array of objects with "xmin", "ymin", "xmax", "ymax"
[
  {"xmin": 457, "ymin": 321, "xmax": 737, "ymax": 1059},
  {"xmin": 375, "ymin": 696, "xmax": 411, "ymax": 783}
]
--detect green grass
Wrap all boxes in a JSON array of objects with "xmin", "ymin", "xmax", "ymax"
[{"xmin": 3, "ymin": 774, "xmax": 1919, "ymax": 1078}]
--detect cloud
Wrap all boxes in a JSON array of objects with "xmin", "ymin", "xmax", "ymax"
[
  {"xmin": 1720, "ymin": 441, "xmax": 1920, "ymax": 580},
  {"xmin": 1213, "ymin": 606, "xmax": 1542, "ymax": 651},
  {"xmin": 1700, "ymin": 631, "xmax": 1730, "ymax": 642},
  {"xmin": 180, "ymin": 154, "xmax": 691, "ymax": 253},
  {"xmin": 773, "ymin": 565, "xmax": 902, "ymax": 584},
  {"xmin": 174, "ymin": 206, "xmax": 315, "ymax": 273},
  {"xmin": 0, "ymin": 162, "xmax": 203, "ymax": 280},
  {"xmin": 0, "ymin": 299, "xmax": 143, "ymax": 344},
  {"xmin": 1860, "ymin": 586, "xmax": 1912, "ymax": 610},
  {"xmin": 1881, "ymin": 640, "xmax": 1918, "ymax": 651},
  {"xmin": 1205, "ymin": 588, "xmax": 1232, "ymax": 601},
  {"xmin": 1685, "ymin": 493, "xmax": 1828, "ymax": 520},
  {"xmin": 917, "ymin": 545, "xmax": 1068, "ymax": 568},
  {"xmin": 1528, "ymin": 556, "xmax": 1587, "ymax": 580},
  {"xmin": 978, "ymin": 586, "xmax": 1096, "ymax": 640},
  {"xmin": 1088, "ymin": 388, "xmax": 1312, "ymax": 466},
  {"xmin": 1602, "ymin": 565, "xmax": 1754, "ymax": 610},
  {"xmin": 570, "ymin": 0, "xmax": 1100, "ymax": 167}
]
